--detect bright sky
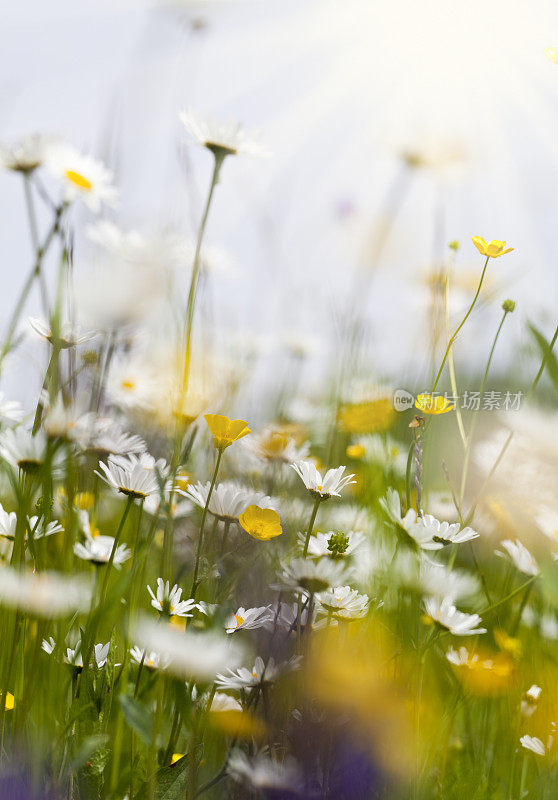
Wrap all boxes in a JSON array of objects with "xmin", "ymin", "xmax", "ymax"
[{"xmin": 2, "ymin": 0, "xmax": 558, "ymax": 396}]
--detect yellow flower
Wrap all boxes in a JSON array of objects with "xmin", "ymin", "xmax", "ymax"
[
  {"xmin": 5, "ymin": 693, "xmax": 14, "ymax": 710},
  {"xmin": 415, "ymin": 394, "xmax": 454, "ymax": 415},
  {"xmin": 471, "ymin": 237, "xmax": 513, "ymax": 258},
  {"xmin": 543, "ymin": 47, "xmax": 558, "ymax": 64},
  {"xmin": 346, "ymin": 444, "xmax": 366, "ymax": 459},
  {"xmin": 238, "ymin": 505, "xmax": 282, "ymax": 541},
  {"xmin": 338, "ymin": 398, "xmax": 395, "ymax": 434},
  {"xmin": 171, "ymin": 753, "xmax": 184, "ymax": 765},
  {"xmin": 204, "ymin": 414, "xmax": 251, "ymax": 451}
]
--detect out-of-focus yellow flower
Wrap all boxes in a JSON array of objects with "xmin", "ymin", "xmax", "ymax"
[
  {"xmin": 57, "ymin": 488, "xmax": 95, "ymax": 511},
  {"xmin": 204, "ymin": 414, "xmax": 251, "ymax": 451},
  {"xmin": 5, "ymin": 693, "xmax": 14, "ymax": 710},
  {"xmin": 415, "ymin": 394, "xmax": 454, "ymax": 415},
  {"xmin": 209, "ymin": 709, "xmax": 266, "ymax": 740},
  {"xmin": 494, "ymin": 629, "xmax": 523, "ymax": 659},
  {"xmin": 339, "ymin": 398, "xmax": 395, "ymax": 434},
  {"xmin": 471, "ymin": 237, "xmax": 513, "ymax": 258},
  {"xmin": 543, "ymin": 47, "xmax": 558, "ymax": 64},
  {"xmin": 447, "ymin": 646, "xmax": 513, "ymax": 695},
  {"xmin": 171, "ymin": 753, "xmax": 184, "ymax": 765},
  {"xmin": 346, "ymin": 444, "xmax": 366, "ymax": 459},
  {"xmin": 239, "ymin": 506, "xmax": 282, "ymax": 541}
]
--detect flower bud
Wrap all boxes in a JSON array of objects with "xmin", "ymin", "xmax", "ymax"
[{"xmin": 502, "ymin": 299, "xmax": 516, "ymax": 313}]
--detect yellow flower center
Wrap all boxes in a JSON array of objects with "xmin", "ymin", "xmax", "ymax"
[
  {"xmin": 235, "ymin": 614, "xmax": 244, "ymax": 628},
  {"xmin": 121, "ymin": 379, "xmax": 136, "ymax": 391},
  {"xmin": 66, "ymin": 170, "xmax": 92, "ymax": 190}
]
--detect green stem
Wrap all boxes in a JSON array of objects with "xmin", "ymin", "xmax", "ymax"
[
  {"xmin": 190, "ymin": 450, "xmax": 223, "ymax": 599},
  {"xmin": 431, "ymin": 256, "xmax": 490, "ymax": 393},
  {"xmin": 182, "ymin": 154, "xmax": 224, "ymax": 392},
  {"xmin": 302, "ymin": 497, "xmax": 322, "ymax": 557},
  {"xmin": 459, "ymin": 308, "xmax": 509, "ymax": 509}
]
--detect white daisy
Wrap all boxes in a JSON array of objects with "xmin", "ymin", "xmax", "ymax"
[
  {"xmin": 521, "ymin": 685, "xmax": 542, "ymax": 717},
  {"xmin": 0, "ymin": 503, "xmax": 17, "ymax": 539},
  {"xmin": 316, "ymin": 585, "xmax": 369, "ymax": 620},
  {"xmin": 496, "ymin": 539, "xmax": 540, "ymax": 577},
  {"xmin": 45, "ymin": 143, "xmax": 118, "ymax": 212},
  {"xmin": 418, "ymin": 559, "xmax": 480, "ymax": 602},
  {"xmin": 0, "ymin": 134, "xmax": 55, "ymax": 173},
  {"xmin": 105, "ymin": 357, "xmax": 159, "ymax": 411},
  {"xmin": 134, "ymin": 617, "xmax": 244, "ymax": 681},
  {"xmin": 225, "ymin": 606, "xmax": 272, "ymax": 634},
  {"xmin": 129, "ymin": 646, "xmax": 169, "ymax": 671},
  {"xmin": 184, "ymin": 480, "xmax": 275, "ymax": 523},
  {"xmin": 520, "ymin": 735, "xmax": 546, "ymax": 756},
  {"xmin": 301, "ymin": 530, "xmax": 365, "ymax": 559},
  {"xmin": 227, "ymin": 750, "xmax": 303, "ymax": 794},
  {"xmin": 216, "ymin": 655, "xmax": 301, "ymax": 691},
  {"xmin": 424, "ymin": 597, "xmax": 487, "ymax": 636},
  {"xmin": 0, "ymin": 392, "xmax": 24, "ymax": 426},
  {"xmin": 380, "ymin": 488, "xmax": 418, "ymax": 532},
  {"xmin": 147, "ymin": 579, "xmax": 196, "ymax": 618},
  {"xmin": 290, "ymin": 460, "xmax": 356, "ymax": 500},
  {"xmin": 28, "ymin": 317, "xmax": 96, "ymax": 349},
  {"xmin": 210, "ymin": 692, "xmax": 243, "ymax": 713},
  {"xmin": 0, "ymin": 429, "xmax": 46, "ymax": 473},
  {"xmin": 275, "ymin": 557, "xmax": 347, "ymax": 595},
  {"xmin": 66, "ymin": 641, "xmax": 110, "ymax": 669},
  {"xmin": 95, "ymin": 454, "xmax": 167, "ymax": 500},
  {"xmin": 74, "ymin": 535, "xmax": 131, "ymax": 568},
  {"xmin": 0, "ymin": 567, "xmax": 92, "ymax": 616},
  {"xmin": 245, "ymin": 428, "xmax": 310, "ymax": 467},
  {"xmin": 179, "ymin": 108, "xmax": 269, "ymax": 158},
  {"xmin": 414, "ymin": 514, "xmax": 480, "ymax": 547},
  {"xmin": 74, "ymin": 415, "xmax": 147, "ymax": 458}
]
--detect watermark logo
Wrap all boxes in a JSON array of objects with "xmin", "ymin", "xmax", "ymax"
[
  {"xmin": 393, "ymin": 389, "xmax": 415, "ymax": 412},
  {"xmin": 393, "ymin": 390, "xmax": 524, "ymax": 412}
]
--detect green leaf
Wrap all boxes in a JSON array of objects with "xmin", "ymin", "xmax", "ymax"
[
  {"xmin": 118, "ymin": 694, "xmax": 153, "ymax": 745},
  {"xmin": 68, "ymin": 733, "xmax": 110, "ymax": 773},
  {"xmin": 136, "ymin": 747, "xmax": 203, "ymax": 800},
  {"xmin": 528, "ymin": 322, "xmax": 558, "ymax": 392}
]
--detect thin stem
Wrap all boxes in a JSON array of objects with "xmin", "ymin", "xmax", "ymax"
[
  {"xmin": 182, "ymin": 154, "xmax": 224, "ymax": 392},
  {"xmin": 458, "ymin": 308, "xmax": 509, "ymax": 510},
  {"xmin": 431, "ymin": 256, "xmax": 490, "ymax": 393},
  {"xmin": 302, "ymin": 497, "xmax": 322, "ymax": 557},
  {"xmin": 190, "ymin": 450, "xmax": 223, "ymax": 599}
]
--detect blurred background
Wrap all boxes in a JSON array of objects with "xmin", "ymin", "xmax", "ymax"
[{"xmin": 2, "ymin": 0, "xmax": 558, "ymax": 405}]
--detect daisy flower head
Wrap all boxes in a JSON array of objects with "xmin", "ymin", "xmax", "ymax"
[
  {"xmin": 521, "ymin": 685, "xmax": 542, "ymax": 717},
  {"xmin": 184, "ymin": 480, "xmax": 275, "ymax": 523},
  {"xmin": 316, "ymin": 585, "xmax": 369, "ymax": 620},
  {"xmin": 275, "ymin": 557, "xmax": 347, "ymax": 595},
  {"xmin": 216, "ymin": 655, "xmax": 301, "ymax": 691},
  {"xmin": 412, "ymin": 515, "xmax": 480, "ymax": 548},
  {"xmin": 471, "ymin": 237, "xmax": 513, "ymax": 258},
  {"xmin": 520, "ymin": 735, "xmax": 546, "ymax": 756},
  {"xmin": 147, "ymin": 579, "xmax": 196, "ymax": 618},
  {"xmin": 74, "ymin": 415, "xmax": 147, "ymax": 458},
  {"xmin": 290, "ymin": 460, "xmax": 355, "ymax": 501},
  {"xmin": 45, "ymin": 142, "xmax": 118, "ymax": 212},
  {"xmin": 225, "ymin": 606, "xmax": 272, "ymax": 634},
  {"xmin": 424, "ymin": 597, "xmax": 486, "ymax": 636},
  {"xmin": 0, "ymin": 502, "xmax": 17, "ymax": 540},
  {"xmin": 179, "ymin": 109, "xmax": 269, "ymax": 159},
  {"xmin": 0, "ymin": 567, "xmax": 92, "ymax": 616},
  {"xmin": 239, "ymin": 505, "xmax": 282, "ymax": 541},
  {"xmin": 28, "ymin": 317, "xmax": 96, "ymax": 349},
  {"xmin": 66, "ymin": 641, "xmax": 110, "ymax": 670},
  {"xmin": 0, "ymin": 392, "xmax": 24, "ymax": 427},
  {"xmin": 95, "ymin": 453, "xmax": 166, "ymax": 500},
  {"xmin": 134, "ymin": 617, "xmax": 244, "ymax": 682},
  {"xmin": 74, "ymin": 534, "xmax": 131, "ymax": 568},
  {"xmin": 227, "ymin": 750, "xmax": 303, "ymax": 794},
  {"xmin": 0, "ymin": 134, "xmax": 56, "ymax": 173},
  {"xmin": 130, "ymin": 646, "xmax": 169, "ymax": 671},
  {"xmin": 302, "ymin": 530, "xmax": 365, "ymax": 559},
  {"xmin": 380, "ymin": 487, "xmax": 417, "ymax": 531},
  {"xmin": 246, "ymin": 427, "xmax": 310, "ymax": 467},
  {"xmin": 204, "ymin": 414, "xmax": 251, "ymax": 452},
  {"xmin": 0, "ymin": 428, "xmax": 46, "ymax": 473},
  {"xmin": 496, "ymin": 539, "xmax": 540, "ymax": 577}
]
